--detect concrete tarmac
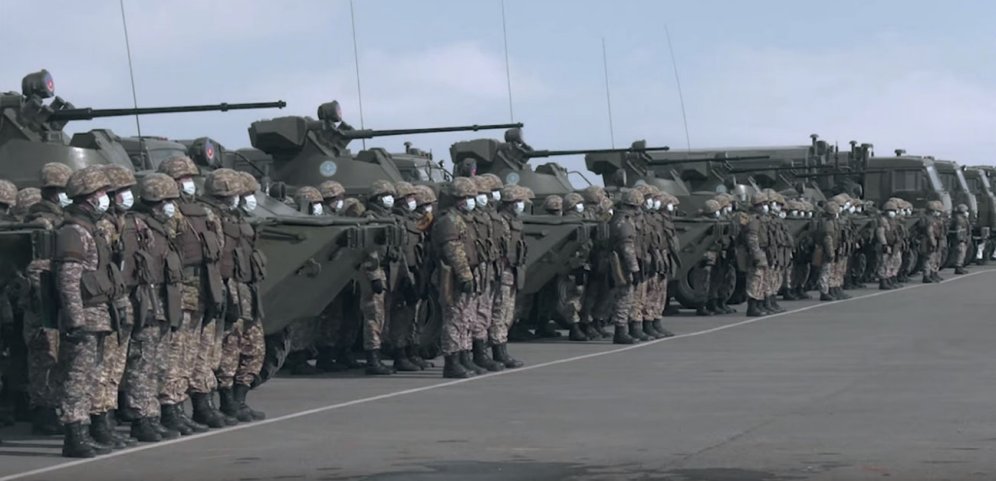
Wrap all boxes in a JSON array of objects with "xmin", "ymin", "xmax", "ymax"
[{"xmin": 1, "ymin": 269, "xmax": 995, "ymax": 481}]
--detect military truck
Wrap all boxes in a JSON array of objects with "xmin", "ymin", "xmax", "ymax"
[{"xmin": 965, "ymin": 166, "xmax": 996, "ymax": 262}]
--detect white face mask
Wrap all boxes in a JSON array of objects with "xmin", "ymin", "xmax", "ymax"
[
  {"xmin": 242, "ymin": 194, "xmax": 257, "ymax": 213},
  {"xmin": 608, "ymin": 209, "xmax": 614, "ymax": 216},
  {"xmin": 887, "ymin": 211, "xmax": 896, "ymax": 218},
  {"xmin": 117, "ymin": 190, "xmax": 134, "ymax": 210},
  {"xmin": 95, "ymin": 193, "xmax": 110, "ymax": 212},
  {"xmin": 311, "ymin": 203, "xmax": 324, "ymax": 216},
  {"xmin": 464, "ymin": 198, "xmax": 477, "ymax": 211},
  {"xmin": 761, "ymin": 205, "xmax": 770, "ymax": 214},
  {"xmin": 856, "ymin": 207, "xmax": 863, "ymax": 214},
  {"xmin": 334, "ymin": 199, "xmax": 344, "ymax": 211},
  {"xmin": 162, "ymin": 202, "xmax": 176, "ymax": 218},
  {"xmin": 475, "ymin": 194, "xmax": 488, "ymax": 208},
  {"xmin": 406, "ymin": 199, "xmax": 417, "ymax": 212},
  {"xmin": 422, "ymin": 205, "xmax": 433, "ymax": 214},
  {"xmin": 848, "ymin": 206, "xmax": 856, "ymax": 214},
  {"xmin": 575, "ymin": 204, "xmax": 584, "ymax": 213},
  {"xmin": 644, "ymin": 198, "xmax": 655, "ymax": 210},
  {"xmin": 492, "ymin": 191, "xmax": 501, "ymax": 202},
  {"xmin": 790, "ymin": 210, "xmax": 798, "ymax": 218},
  {"xmin": 771, "ymin": 203, "xmax": 780, "ymax": 213},
  {"xmin": 57, "ymin": 191, "xmax": 72, "ymax": 208},
  {"xmin": 778, "ymin": 211, "xmax": 786, "ymax": 219},
  {"xmin": 229, "ymin": 196, "xmax": 240, "ymax": 209},
  {"xmin": 666, "ymin": 203, "xmax": 675, "ymax": 212},
  {"xmin": 514, "ymin": 201, "xmax": 525, "ymax": 215},
  {"xmin": 713, "ymin": 211, "xmax": 721, "ymax": 218},
  {"xmin": 181, "ymin": 179, "xmax": 196, "ymax": 196},
  {"xmin": 381, "ymin": 195, "xmax": 395, "ymax": 209},
  {"xmin": 653, "ymin": 199, "xmax": 662, "ymax": 210}
]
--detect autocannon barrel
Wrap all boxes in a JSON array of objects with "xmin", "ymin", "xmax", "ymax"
[
  {"xmin": 47, "ymin": 100, "xmax": 287, "ymax": 122},
  {"xmin": 528, "ymin": 146, "xmax": 672, "ymax": 158},
  {"xmin": 341, "ymin": 122, "xmax": 524, "ymax": 139},
  {"xmin": 646, "ymin": 154, "xmax": 772, "ymax": 167}
]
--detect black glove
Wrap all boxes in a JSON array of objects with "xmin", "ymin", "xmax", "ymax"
[
  {"xmin": 371, "ymin": 279, "xmax": 385, "ymax": 294},
  {"xmin": 881, "ymin": 245, "xmax": 891, "ymax": 254},
  {"xmin": 62, "ymin": 327, "xmax": 88, "ymax": 342},
  {"xmin": 459, "ymin": 279, "xmax": 474, "ymax": 293}
]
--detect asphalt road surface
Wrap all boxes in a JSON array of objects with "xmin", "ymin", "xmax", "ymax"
[{"xmin": 1, "ymin": 269, "xmax": 995, "ymax": 481}]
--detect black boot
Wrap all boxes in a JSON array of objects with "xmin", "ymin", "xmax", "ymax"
[
  {"xmin": 534, "ymin": 321, "xmax": 562, "ymax": 338},
  {"xmin": 651, "ymin": 319, "xmax": 674, "ymax": 337},
  {"xmin": 457, "ymin": 350, "xmax": 485, "ymax": 375},
  {"xmin": 175, "ymin": 404, "xmax": 208, "ymax": 433},
  {"xmin": 130, "ymin": 417, "xmax": 162, "ymax": 443},
  {"xmin": 581, "ymin": 322, "xmax": 600, "ymax": 340},
  {"xmin": 218, "ymin": 388, "xmax": 241, "ymax": 423},
  {"xmin": 836, "ymin": 288, "xmax": 851, "ymax": 300},
  {"xmin": 160, "ymin": 404, "xmax": 192, "ymax": 436},
  {"xmin": 718, "ymin": 298, "xmax": 737, "ymax": 314},
  {"xmin": 629, "ymin": 321, "xmax": 649, "ymax": 342},
  {"xmin": 746, "ymin": 298, "xmax": 765, "ymax": 317},
  {"xmin": 364, "ymin": 349, "xmax": 394, "ymax": 376},
  {"xmin": 568, "ymin": 323, "xmax": 588, "ymax": 341},
  {"xmin": 642, "ymin": 321, "xmax": 662, "ymax": 339},
  {"xmin": 695, "ymin": 305, "xmax": 710, "ymax": 316},
  {"xmin": 62, "ymin": 422, "xmax": 99, "ymax": 458},
  {"xmin": 406, "ymin": 345, "xmax": 431, "ymax": 370},
  {"xmin": 922, "ymin": 275, "xmax": 933, "ymax": 283},
  {"xmin": 472, "ymin": 340, "xmax": 504, "ymax": 372},
  {"xmin": 955, "ymin": 267, "xmax": 967, "ymax": 275},
  {"xmin": 492, "ymin": 343, "xmax": 524, "ymax": 369},
  {"xmin": 191, "ymin": 393, "xmax": 226, "ymax": 429},
  {"xmin": 209, "ymin": 390, "xmax": 238, "ymax": 426},
  {"xmin": 32, "ymin": 406, "xmax": 63, "ymax": 435},
  {"xmin": 595, "ymin": 319, "xmax": 612, "ymax": 339},
  {"xmin": 795, "ymin": 288, "xmax": 812, "ymax": 300},
  {"xmin": 768, "ymin": 296, "xmax": 785, "ymax": 313},
  {"xmin": 705, "ymin": 299, "xmax": 720, "ymax": 315},
  {"xmin": 613, "ymin": 325, "xmax": 636, "ymax": 344},
  {"xmin": 392, "ymin": 349, "xmax": 421, "ymax": 372},
  {"xmin": 233, "ymin": 384, "xmax": 265, "ymax": 421},
  {"xmin": 879, "ymin": 279, "xmax": 891, "ymax": 290},
  {"xmin": 820, "ymin": 290, "xmax": 834, "ymax": 301},
  {"xmin": 115, "ymin": 404, "xmax": 141, "ymax": 425},
  {"xmin": 932, "ymin": 272, "xmax": 943, "ymax": 282},
  {"xmin": 150, "ymin": 414, "xmax": 181, "ymax": 439},
  {"xmin": 89, "ymin": 413, "xmax": 125, "ymax": 449},
  {"xmin": 443, "ymin": 354, "xmax": 472, "ymax": 378}
]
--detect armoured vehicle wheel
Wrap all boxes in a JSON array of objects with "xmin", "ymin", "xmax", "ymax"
[
  {"xmin": 255, "ymin": 330, "xmax": 291, "ymax": 387},
  {"xmin": 673, "ymin": 265, "xmax": 707, "ymax": 309}
]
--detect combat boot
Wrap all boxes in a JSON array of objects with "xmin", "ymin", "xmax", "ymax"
[
  {"xmin": 209, "ymin": 390, "xmax": 238, "ymax": 426},
  {"xmin": 218, "ymin": 388, "xmax": 241, "ymax": 423},
  {"xmin": 364, "ymin": 349, "xmax": 394, "ymax": 376},
  {"xmin": 795, "ymin": 288, "xmax": 812, "ymax": 300},
  {"xmin": 391, "ymin": 349, "xmax": 421, "ymax": 372},
  {"xmin": 768, "ymin": 296, "xmax": 786, "ymax": 313},
  {"xmin": 593, "ymin": 319, "xmax": 612, "ymax": 339},
  {"xmin": 782, "ymin": 289, "xmax": 798, "ymax": 301},
  {"xmin": 955, "ymin": 267, "xmax": 968, "ymax": 275},
  {"xmin": 642, "ymin": 321, "xmax": 662, "ymax": 339},
  {"xmin": 233, "ymin": 384, "xmax": 265, "ymax": 421},
  {"xmin": 442, "ymin": 354, "xmax": 472, "ymax": 378},
  {"xmin": 492, "ymin": 343, "xmax": 524, "ymax": 369},
  {"xmin": 695, "ymin": 305, "xmax": 711, "ymax": 317},
  {"xmin": 932, "ymin": 272, "xmax": 943, "ymax": 282},
  {"xmin": 922, "ymin": 274, "xmax": 933, "ymax": 284},
  {"xmin": 705, "ymin": 299, "xmax": 720, "ymax": 315},
  {"xmin": 32, "ymin": 406, "xmax": 63, "ymax": 435},
  {"xmin": 160, "ymin": 404, "xmax": 192, "ymax": 436},
  {"xmin": 62, "ymin": 422, "xmax": 99, "ymax": 458},
  {"xmin": 568, "ymin": 323, "xmax": 588, "ymax": 341},
  {"xmin": 581, "ymin": 322, "xmax": 600, "ymax": 340},
  {"xmin": 191, "ymin": 392, "xmax": 226, "ymax": 429},
  {"xmin": 629, "ymin": 321, "xmax": 649, "ymax": 341},
  {"xmin": 175, "ymin": 405, "xmax": 208, "ymax": 433},
  {"xmin": 459, "ymin": 350, "xmax": 487, "ymax": 375},
  {"xmin": 130, "ymin": 418, "xmax": 162, "ymax": 443},
  {"xmin": 472, "ymin": 340, "xmax": 504, "ymax": 372},
  {"xmin": 717, "ymin": 298, "xmax": 737, "ymax": 314},
  {"xmin": 406, "ymin": 346, "xmax": 431, "ymax": 370},
  {"xmin": 149, "ymin": 415, "xmax": 181, "ymax": 440},
  {"xmin": 89, "ymin": 413, "xmax": 125, "ymax": 449},
  {"xmin": 835, "ymin": 288, "xmax": 851, "ymax": 300},
  {"xmin": 612, "ymin": 325, "xmax": 636, "ymax": 344},
  {"xmin": 651, "ymin": 320, "xmax": 675, "ymax": 338},
  {"xmin": 879, "ymin": 278, "xmax": 892, "ymax": 290},
  {"xmin": 746, "ymin": 298, "xmax": 765, "ymax": 317},
  {"xmin": 534, "ymin": 321, "xmax": 562, "ymax": 338}
]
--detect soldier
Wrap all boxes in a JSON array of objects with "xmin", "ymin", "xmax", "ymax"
[
  {"xmin": 432, "ymin": 177, "xmax": 481, "ymax": 378},
  {"xmin": 413, "ymin": 184, "xmax": 437, "ymax": 230},
  {"xmin": 55, "ymin": 166, "xmax": 119, "ymax": 458},
  {"xmin": 767, "ymin": 192, "xmax": 791, "ymax": 313},
  {"xmin": 739, "ymin": 192, "xmax": 770, "ymax": 317},
  {"xmin": 318, "ymin": 180, "xmax": 346, "ymax": 215},
  {"xmin": 157, "ymin": 156, "xmax": 223, "ymax": 436},
  {"xmin": 465, "ymin": 175, "xmax": 503, "ymax": 372},
  {"xmin": 557, "ymin": 192, "xmax": 590, "ymax": 341},
  {"xmin": 213, "ymin": 170, "xmax": 266, "ymax": 422},
  {"xmin": 607, "ymin": 188, "xmax": 644, "ymax": 344},
  {"xmin": 490, "ymin": 184, "xmax": 529, "ymax": 368},
  {"xmin": 13, "ymin": 187, "xmax": 41, "ymax": 221},
  {"xmin": 697, "ymin": 198, "xmax": 723, "ymax": 316},
  {"xmin": 295, "ymin": 186, "xmax": 325, "ymax": 216},
  {"xmin": 360, "ymin": 180, "xmax": 400, "ymax": 375},
  {"xmin": 831, "ymin": 194, "xmax": 854, "ymax": 299},
  {"xmin": 646, "ymin": 191, "xmax": 677, "ymax": 337},
  {"xmin": 922, "ymin": 201, "xmax": 946, "ymax": 283},
  {"xmin": 817, "ymin": 201, "xmax": 842, "ymax": 301},
  {"xmin": 386, "ymin": 181, "xmax": 428, "ymax": 372},
  {"xmin": 0, "ymin": 179, "xmax": 17, "ymax": 427},
  {"xmin": 24, "ymin": 162, "xmax": 73, "ymax": 435},
  {"xmin": 787, "ymin": 199, "xmax": 814, "ymax": 300},
  {"xmin": 951, "ymin": 204, "xmax": 970, "ymax": 275},
  {"xmin": 542, "ymin": 195, "xmax": 563, "ymax": 216},
  {"xmin": 876, "ymin": 200, "xmax": 900, "ymax": 290},
  {"xmin": 579, "ymin": 187, "xmax": 612, "ymax": 338}
]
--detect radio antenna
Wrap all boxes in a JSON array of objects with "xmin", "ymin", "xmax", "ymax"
[
  {"xmin": 664, "ymin": 25, "xmax": 691, "ymax": 151},
  {"xmin": 500, "ymin": 0, "xmax": 515, "ymax": 122},
  {"xmin": 601, "ymin": 37, "xmax": 616, "ymax": 148},
  {"xmin": 349, "ymin": 0, "xmax": 367, "ymax": 149},
  {"xmin": 118, "ymin": 0, "xmax": 145, "ymax": 166}
]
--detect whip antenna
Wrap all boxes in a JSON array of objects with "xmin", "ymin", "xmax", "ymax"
[
  {"xmin": 601, "ymin": 37, "xmax": 616, "ymax": 148},
  {"xmin": 349, "ymin": 0, "xmax": 367, "ymax": 149},
  {"xmin": 500, "ymin": 0, "xmax": 515, "ymax": 122},
  {"xmin": 118, "ymin": 0, "xmax": 145, "ymax": 166},
  {"xmin": 664, "ymin": 25, "xmax": 691, "ymax": 150}
]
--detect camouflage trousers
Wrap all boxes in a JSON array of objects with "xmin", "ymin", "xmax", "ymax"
[
  {"xmin": 954, "ymin": 241, "xmax": 968, "ymax": 268},
  {"xmin": 359, "ymin": 281, "xmax": 387, "ymax": 351},
  {"xmin": 489, "ymin": 266, "xmax": 516, "ymax": 345},
  {"xmin": 121, "ymin": 323, "xmax": 167, "ymax": 418},
  {"xmin": 877, "ymin": 249, "xmax": 900, "ymax": 278},
  {"xmin": 631, "ymin": 279, "xmax": 649, "ymax": 322},
  {"xmin": 217, "ymin": 318, "xmax": 265, "ymax": 388},
  {"xmin": 555, "ymin": 272, "xmax": 583, "ymax": 325},
  {"xmin": 818, "ymin": 261, "xmax": 835, "ymax": 294},
  {"xmin": 608, "ymin": 283, "xmax": 635, "ymax": 327},
  {"xmin": 440, "ymin": 290, "xmax": 475, "ymax": 355},
  {"xmin": 158, "ymin": 310, "xmax": 201, "ymax": 406},
  {"xmin": 888, "ymin": 250, "xmax": 903, "ymax": 277},
  {"xmin": 23, "ymin": 324, "xmax": 60, "ymax": 408},
  {"xmin": 746, "ymin": 266, "xmax": 767, "ymax": 301},
  {"xmin": 765, "ymin": 266, "xmax": 782, "ymax": 297},
  {"xmin": 90, "ymin": 299, "xmax": 132, "ymax": 414},
  {"xmin": 581, "ymin": 270, "xmax": 610, "ymax": 323},
  {"xmin": 640, "ymin": 275, "xmax": 668, "ymax": 321},
  {"xmin": 59, "ymin": 331, "xmax": 101, "ymax": 425},
  {"xmin": 188, "ymin": 317, "xmax": 222, "ymax": 394},
  {"xmin": 471, "ymin": 265, "xmax": 495, "ymax": 341},
  {"xmin": 924, "ymin": 251, "xmax": 941, "ymax": 277},
  {"xmin": 388, "ymin": 296, "xmax": 419, "ymax": 350},
  {"xmin": 790, "ymin": 263, "xmax": 810, "ymax": 290},
  {"xmin": 832, "ymin": 258, "xmax": 848, "ymax": 288}
]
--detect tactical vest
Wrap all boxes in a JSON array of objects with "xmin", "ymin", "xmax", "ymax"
[
  {"xmin": 757, "ymin": 216, "xmax": 771, "ymax": 248},
  {"xmin": 142, "ymin": 214, "xmax": 184, "ymax": 324},
  {"xmin": 219, "ymin": 212, "xmax": 253, "ymax": 282},
  {"xmin": 65, "ymin": 215, "xmax": 125, "ymax": 308},
  {"xmin": 401, "ymin": 216, "xmax": 423, "ymax": 270},
  {"xmin": 176, "ymin": 201, "xmax": 220, "ymax": 268},
  {"xmin": 27, "ymin": 200, "xmax": 65, "ymax": 230},
  {"xmin": 471, "ymin": 211, "xmax": 496, "ymax": 263},
  {"xmin": 506, "ymin": 216, "xmax": 527, "ymax": 268},
  {"xmin": 117, "ymin": 215, "xmax": 143, "ymax": 288}
]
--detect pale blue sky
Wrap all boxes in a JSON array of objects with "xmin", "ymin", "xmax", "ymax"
[{"xmin": 2, "ymin": 0, "xmax": 995, "ymax": 177}]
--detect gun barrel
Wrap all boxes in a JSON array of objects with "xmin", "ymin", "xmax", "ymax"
[
  {"xmin": 343, "ymin": 122, "xmax": 524, "ymax": 139},
  {"xmin": 530, "ymin": 146, "xmax": 672, "ymax": 158},
  {"xmin": 646, "ymin": 154, "xmax": 772, "ymax": 167},
  {"xmin": 48, "ymin": 101, "xmax": 287, "ymax": 122}
]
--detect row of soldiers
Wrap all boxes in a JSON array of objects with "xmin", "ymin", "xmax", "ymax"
[{"xmin": 0, "ymin": 158, "xmax": 267, "ymax": 458}]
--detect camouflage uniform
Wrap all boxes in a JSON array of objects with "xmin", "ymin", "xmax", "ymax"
[
  {"xmin": 644, "ymin": 191, "xmax": 678, "ymax": 337},
  {"xmin": 788, "ymin": 200, "xmax": 815, "ymax": 300},
  {"xmin": 922, "ymin": 201, "xmax": 946, "ymax": 282},
  {"xmin": 951, "ymin": 204, "xmax": 970, "ymax": 274},
  {"xmin": 467, "ymin": 177, "xmax": 500, "ymax": 360},
  {"xmin": 698, "ymin": 199, "xmax": 724, "ymax": 315},
  {"xmin": 360, "ymin": 180, "xmax": 400, "ymax": 375},
  {"xmin": 816, "ymin": 201, "xmax": 841, "ymax": 300},
  {"xmin": 737, "ymin": 192, "xmax": 769, "ymax": 316},
  {"xmin": 387, "ymin": 181, "xmax": 427, "ymax": 371},
  {"xmin": 490, "ymin": 184, "xmax": 529, "ymax": 368},
  {"xmin": 608, "ymin": 189, "xmax": 643, "ymax": 343},
  {"xmin": 0, "ymin": 180, "xmax": 19, "ymax": 415},
  {"xmin": 556, "ymin": 192, "xmax": 589, "ymax": 340},
  {"xmin": 876, "ymin": 200, "xmax": 901, "ymax": 289}
]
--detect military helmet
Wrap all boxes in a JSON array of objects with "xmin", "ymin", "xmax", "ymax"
[
  {"xmin": 471, "ymin": 175, "xmax": 491, "ymax": 193},
  {"xmin": 158, "ymin": 156, "xmax": 199, "ymax": 180},
  {"xmin": 663, "ymin": 192, "xmax": 680, "ymax": 206},
  {"xmin": 140, "ymin": 173, "xmax": 180, "ymax": 202},
  {"xmin": 237, "ymin": 172, "xmax": 260, "ymax": 195},
  {"xmin": 318, "ymin": 180, "xmax": 345, "ymax": 199},
  {"xmin": 15, "ymin": 187, "xmax": 41, "ymax": 213},
  {"xmin": 634, "ymin": 183, "xmax": 653, "ymax": 197},
  {"xmin": 413, "ymin": 185, "xmax": 437, "ymax": 205},
  {"xmin": 503, "ymin": 185, "xmax": 530, "ymax": 202},
  {"xmin": 295, "ymin": 186, "xmax": 323, "ymax": 205},
  {"xmin": 581, "ymin": 185, "xmax": 606, "ymax": 204},
  {"xmin": 927, "ymin": 200, "xmax": 942, "ymax": 212},
  {"xmin": 370, "ymin": 179, "xmax": 397, "ymax": 198},
  {"xmin": 0, "ymin": 179, "xmax": 17, "ymax": 206},
  {"xmin": 101, "ymin": 164, "xmax": 136, "ymax": 191},
  {"xmin": 831, "ymin": 193, "xmax": 852, "ymax": 207},
  {"xmin": 40, "ymin": 162, "xmax": 73, "ymax": 189},
  {"xmin": 770, "ymin": 192, "xmax": 786, "ymax": 205},
  {"xmin": 751, "ymin": 191, "xmax": 768, "ymax": 206},
  {"xmin": 449, "ymin": 177, "xmax": 477, "ymax": 198},
  {"xmin": 711, "ymin": 194, "xmax": 729, "ymax": 209},
  {"xmin": 621, "ymin": 188, "xmax": 645, "ymax": 207},
  {"xmin": 956, "ymin": 203, "xmax": 969, "ymax": 213},
  {"xmin": 520, "ymin": 186, "xmax": 536, "ymax": 200},
  {"xmin": 204, "ymin": 168, "xmax": 243, "ymax": 198},
  {"xmin": 882, "ymin": 199, "xmax": 898, "ymax": 211},
  {"xmin": 563, "ymin": 192, "xmax": 584, "ymax": 209},
  {"xmin": 342, "ymin": 197, "xmax": 366, "ymax": 217},
  {"xmin": 66, "ymin": 165, "xmax": 112, "ymax": 199},
  {"xmin": 784, "ymin": 199, "xmax": 799, "ymax": 211},
  {"xmin": 543, "ymin": 195, "xmax": 563, "ymax": 212},
  {"xmin": 480, "ymin": 173, "xmax": 503, "ymax": 191},
  {"xmin": 703, "ymin": 199, "xmax": 721, "ymax": 215},
  {"xmin": 394, "ymin": 181, "xmax": 416, "ymax": 198},
  {"xmin": 824, "ymin": 200, "xmax": 840, "ymax": 215}
]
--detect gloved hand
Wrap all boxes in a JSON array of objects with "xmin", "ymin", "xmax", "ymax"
[
  {"xmin": 756, "ymin": 259, "xmax": 768, "ymax": 269},
  {"xmin": 882, "ymin": 245, "xmax": 891, "ymax": 254},
  {"xmin": 459, "ymin": 278, "xmax": 474, "ymax": 294},
  {"xmin": 62, "ymin": 327, "xmax": 87, "ymax": 342},
  {"xmin": 371, "ymin": 279, "xmax": 386, "ymax": 294}
]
